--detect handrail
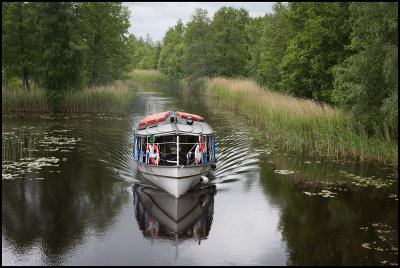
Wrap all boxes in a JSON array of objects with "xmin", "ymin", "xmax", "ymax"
[
  {"xmin": 135, "ymin": 140, "xmax": 212, "ymax": 166},
  {"xmin": 141, "ymin": 141, "xmax": 199, "ymax": 145},
  {"xmin": 139, "ymin": 142, "xmax": 205, "ymax": 151}
]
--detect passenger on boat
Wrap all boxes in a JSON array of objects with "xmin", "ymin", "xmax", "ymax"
[
  {"xmin": 194, "ymin": 136, "xmax": 206, "ymax": 164},
  {"xmin": 146, "ymin": 143, "xmax": 160, "ymax": 165}
]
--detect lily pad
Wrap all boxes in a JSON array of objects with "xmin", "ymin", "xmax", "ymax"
[{"xmin": 274, "ymin": 170, "xmax": 295, "ymax": 175}]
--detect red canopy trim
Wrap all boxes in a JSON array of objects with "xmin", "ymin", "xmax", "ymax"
[
  {"xmin": 176, "ymin": 111, "xmax": 205, "ymax": 122},
  {"xmin": 139, "ymin": 111, "xmax": 171, "ymax": 127}
]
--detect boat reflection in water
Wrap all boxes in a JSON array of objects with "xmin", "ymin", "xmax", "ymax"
[{"xmin": 132, "ymin": 181, "xmax": 216, "ymax": 245}]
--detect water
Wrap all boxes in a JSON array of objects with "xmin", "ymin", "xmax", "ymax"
[{"xmin": 2, "ymin": 79, "xmax": 398, "ymax": 265}]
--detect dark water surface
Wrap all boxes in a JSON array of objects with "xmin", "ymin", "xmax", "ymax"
[{"xmin": 2, "ymin": 79, "xmax": 398, "ymax": 265}]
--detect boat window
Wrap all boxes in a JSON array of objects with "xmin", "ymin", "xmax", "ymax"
[
  {"xmin": 179, "ymin": 135, "xmax": 197, "ymax": 166},
  {"xmin": 136, "ymin": 134, "xmax": 214, "ymax": 166}
]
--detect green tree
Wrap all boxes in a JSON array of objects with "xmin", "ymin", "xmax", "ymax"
[
  {"xmin": 77, "ymin": 2, "xmax": 131, "ymax": 87},
  {"xmin": 125, "ymin": 33, "xmax": 138, "ymax": 71},
  {"xmin": 257, "ymin": 3, "xmax": 291, "ymax": 90},
  {"xmin": 332, "ymin": 2, "xmax": 398, "ymax": 138},
  {"xmin": 134, "ymin": 35, "xmax": 160, "ymax": 70},
  {"xmin": 158, "ymin": 19, "xmax": 185, "ymax": 79},
  {"xmin": 210, "ymin": 6, "xmax": 250, "ymax": 77},
  {"xmin": 36, "ymin": 2, "xmax": 84, "ymax": 111},
  {"xmin": 279, "ymin": 2, "xmax": 352, "ymax": 103},
  {"xmin": 244, "ymin": 16, "xmax": 264, "ymax": 80},
  {"xmin": 183, "ymin": 8, "xmax": 214, "ymax": 79},
  {"xmin": 151, "ymin": 41, "xmax": 163, "ymax": 70},
  {"xmin": 2, "ymin": 2, "xmax": 38, "ymax": 91},
  {"xmin": 133, "ymin": 37, "xmax": 147, "ymax": 69}
]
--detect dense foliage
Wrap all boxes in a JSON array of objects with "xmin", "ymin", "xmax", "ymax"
[
  {"xmin": 35, "ymin": 2, "xmax": 85, "ymax": 111},
  {"xmin": 132, "ymin": 2, "xmax": 398, "ymax": 140},
  {"xmin": 77, "ymin": 2, "xmax": 131, "ymax": 87},
  {"xmin": 2, "ymin": 2, "xmax": 133, "ymax": 109},
  {"xmin": 2, "ymin": 2, "xmax": 398, "ymax": 140},
  {"xmin": 2, "ymin": 2, "xmax": 38, "ymax": 91},
  {"xmin": 158, "ymin": 19, "xmax": 185, "ymax": 80},
  {"xmin": 332, "ymin": 2, "xmax": 398, "ymax": 139}
]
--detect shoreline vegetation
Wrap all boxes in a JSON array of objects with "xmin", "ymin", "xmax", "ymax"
[
  {"xmin": 2, "ymin": 2, "xmax": 397, "ymax": 167},
  {"xmin": 128, "ymin": 70, "xmax": 398, "ymax": 167},
  {"xmin": 2, "ymin": 80, "xmax": 136, "ymax": 114}
]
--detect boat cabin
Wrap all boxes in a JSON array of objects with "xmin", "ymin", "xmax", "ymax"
[{"xmin": 133, "ymin": 111, "xmax": 216, "ymax": 166}]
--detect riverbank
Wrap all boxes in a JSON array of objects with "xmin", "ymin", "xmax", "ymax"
[
  {"xmin": 124, "ymin": 69, "xmax": 175, "ymax": 84},
  {"xmin": 204, "ymin": 77, "xmax": 397, "ymax": 166},
  {"xmin": 128, "ymin": 70, "xmax": 398, "ymax": 166},
  {"xmin": 2, "ymin": 80, "xmax": 136, "ymax": 114}
]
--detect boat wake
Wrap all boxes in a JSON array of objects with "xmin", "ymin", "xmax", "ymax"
[{"xmin": 211, "ymin": 122, "xmax": 263, "ymax": 183}]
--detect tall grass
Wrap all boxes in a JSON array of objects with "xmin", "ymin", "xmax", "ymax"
[
  {"xmin": 2, "ymin": 80, "xmax": 136, "ymax": 114},
  {"xmin": 61, "ymin": 80, "xmax": 135, "ymax": 113},
  {"xmin": 124, "ymin": 69, "xmax": 171, "ymax": 83},
  {"xmin": 205, "ymin": 77, "xmax": 397, "ymax": 166},
  {"xmin": 2, "ymin": 84, "xmax": 52, "ymax": 112}
]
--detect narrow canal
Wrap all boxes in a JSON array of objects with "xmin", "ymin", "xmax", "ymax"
[{"xmin": 2, "ymin": 79, "xmax": 398, "ymax": 265}]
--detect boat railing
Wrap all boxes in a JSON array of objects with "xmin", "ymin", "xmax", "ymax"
[{"xmin": 137, "ymin": 141, "xmax": 211, "ymax": 166}]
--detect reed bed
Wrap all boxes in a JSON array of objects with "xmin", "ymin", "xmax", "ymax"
[
  {"xmin": 61, "ymin": 80, "xmax": 135, "ymax": 114},
  {"xmin": 2, "ymin": 80, "xmax": 135, "ymax": 114},
  {"xmin": 2, "ymin": 85, "xmax": 52, "ymax": 112},
  {"xmin": 125, "ymin": 69, "xmax": 170, "ymax": 83},
  {"xmin": 205, "ymin": 77, "xmax": 397, "ymax": 165}
]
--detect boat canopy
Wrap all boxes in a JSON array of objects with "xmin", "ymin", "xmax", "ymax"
[
  {"xmin": 139, "ymin": 111, "xmax": 171, "ymax": 127},
  {"xmin": 176, "ymin": 111, "xmax": 204, "ymax": 122},
  {"xmin": 135, "ymin": 111, "xmax": 213, "ymax": 136}
]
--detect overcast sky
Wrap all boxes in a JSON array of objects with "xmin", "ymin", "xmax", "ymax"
[{"xmin": 124, "ymin": 2, "xmax": 276, "ymax": 42}]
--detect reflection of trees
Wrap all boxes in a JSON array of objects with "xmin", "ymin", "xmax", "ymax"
[
  {"xmin": 2, "ymin": 150, "xmax": 128, "ymax": 265},
  {"xmin": 258, "ymin": 155, "xmax": 398, "ymax": 265}
]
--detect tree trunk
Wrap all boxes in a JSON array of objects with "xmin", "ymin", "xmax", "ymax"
[
  {"xmin": 18, "ymin": 2, "xmax": 26, "ymax": 91},
  {"xmin": 23, "ymin": 67, "xmax": 30, "ymax": 92},
  {"xmin": 199, "ymin": 31, "xmax": 212, "ymax": 79},
  {"xmin": 88, "ymin": 35, "xmax": 100, "ymax": 88},
  {"xmin": 88, "ymin": 55, "xmax": 96, "ymax": 88},
  {"xmin": 383, "ymin": 121, "xmax": 391, "ymax": 142},
  {"xmin": 21, "ymin": 72, "xmax": 26, "ymax": 91}
]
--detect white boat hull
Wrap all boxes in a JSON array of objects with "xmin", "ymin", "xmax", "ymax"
[{"xmin": 135, "ymin": 162, "xmax": 213, "ymax": 198}]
